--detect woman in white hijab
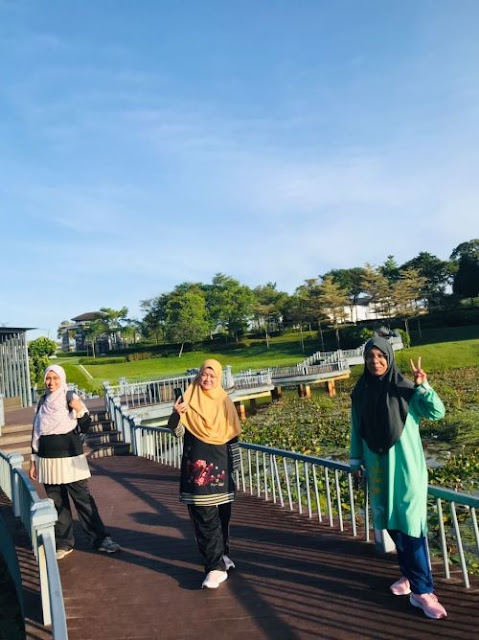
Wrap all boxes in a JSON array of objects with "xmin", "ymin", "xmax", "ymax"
[{"xmin": 30, "ymin": 365, "xmax": 120, "ymax": 559}]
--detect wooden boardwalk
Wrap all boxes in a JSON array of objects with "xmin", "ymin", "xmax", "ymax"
[{"xmin": 1, "ymin": 404, "xmax": 478, "ymax": 639}]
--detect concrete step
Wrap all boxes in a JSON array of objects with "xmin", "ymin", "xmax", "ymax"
[
  {"xmin": 0, "ymin": 442, "xmax": 32, "ymax": 456},
  {"xmin": 0, "ymin": 431, "xmax": 32, "ymax": 446},
  {"xmin": 89, "ymin": 411, "xmax": 110, "ymax": 422},
  {"xmin": 89, "ymin": 443, "xmax": 130, "ymax": 458},
  {"xmin": 0, "ymin": 424, "xmax": 33, "ymax": 434},
  {"xmin": 89, "ymin": 421, "xmax": 115, "ymax": 433},
  {"xmin": 86, "ymin": 431, "xmax": 124, "ymax": 446}
]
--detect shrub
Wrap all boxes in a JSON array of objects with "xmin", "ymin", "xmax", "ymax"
[
  {"xmin": 127, "ymin": 352, "xmax": 153, "ymax": 361},
  {"xmin": 79, "ymin": 357, "xmax": 127, "ymax": 365}
]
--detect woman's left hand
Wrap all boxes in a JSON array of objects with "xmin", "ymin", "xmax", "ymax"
[{"xmin": 410, "ymin": 357, "xmax": 427, "ymax": 386}]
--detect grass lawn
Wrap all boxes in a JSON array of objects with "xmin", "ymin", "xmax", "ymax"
[
  {"xmin": 53, "ymin": 325, "xmax": 479, "ymax": 389},
  {"xmin": 55, "ymin": 336, "xmax": 321, "ymax": 387}
]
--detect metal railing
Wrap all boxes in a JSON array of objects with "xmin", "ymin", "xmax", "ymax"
[
  {"xmin": 104, "ymin": 368, "xmax": 273, "ymax": 411},
  {"xmin": 269, "ymin": 360, "xmax": 349, "ymax": 380},
  {"xmin": 131, "ymin": 424, "xmax": 479, "ymax": 588},
  {"xmin": 300, "ymin": 336, "xmax": 404, "ymax": 368},
  {"xmin": 0, "ymin": 450, "xmax": 68, "ymax": 638},
  {"xmin": 0, "ymin": 393, "xmax": 4, "ymax": 435}
]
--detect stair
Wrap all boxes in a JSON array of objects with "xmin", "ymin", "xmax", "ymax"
[
  {"xmin": 0, "ymin": 403, "xmax": 131, "ymax": 468},
  {"xmin": 85, "ymin": 409, "xmax": 130, "ymax": 459},
  {"xmin": 0, "ymin": 423, "xmax": 33, "ymax": 470}
]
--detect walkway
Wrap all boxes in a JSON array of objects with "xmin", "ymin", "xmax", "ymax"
[
  {"xmin": 1, "ymin": 404, "xmax": 478, "ymax": 639},
  {"xmin": 35, "ymin": 456, "xmax": 479, "ymax": 639}
]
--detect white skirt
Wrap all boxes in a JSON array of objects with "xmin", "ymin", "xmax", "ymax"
[{"xmin": 36, "ymin": 454, "xmax": 91, "ymax": 485}]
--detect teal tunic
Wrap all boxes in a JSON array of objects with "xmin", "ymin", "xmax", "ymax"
[{"xmin": 350, "ymin": 382, "xmax": 445, "ymax": 538}]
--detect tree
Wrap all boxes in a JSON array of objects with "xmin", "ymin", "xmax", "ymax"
[
  {"xmin": 140, "ymin": 295, "xmax": 170, "ymax": 344},
  {"xmin": 450, "ymin": 239, "xmax": 479, "ymax": 261},
  {"xmin": 450, "ymin": 240, "xmax": 479, "ymax": 305},
  {"xmin": 322, "ymin": 267, "xmax": 366, "ymax": 322},
  {"xmin": 400, "ymin": 252, "xmax": 453, "ymax": 306},
  {"xmin": 28, "ymin": 337, "xmax": 57, "ymax": 384},
  {"xmin": 379, "ymin": 255, "xmax": 400, "ymax": 284},
  {"xmin": 165, "ymin": 288, "xmax": 209, "ymax": 356},
  {"xmin": 317, "ymin": 275, "xmax": 349, "ymax": 348},
  {"xmin": 252, "ymin": 282, "xmax": 289, "ymax": 348},
  {"xmin": 391, "ymin": 268, "xmax": 427, "ymax": 341},
  {"xmin": 206, "ymin": 273, "xmax": 255, "ymax": 341},
  {"xmin": 283, "ymin": 291, "xmax": 310, "ymax": 352},
  {"xmin": 452, "ymin": 256, "xmax": 479, "ymax": 304},
  {"xmin": 98, "ymin": 306, "xmax": 129, "ymax": 349},
  {"xmin": 121, "ymin": 319, "xmax": 142, "ymax": 345},
  {"xmin": 294, "ymin": 278, "xmax": 328, "ymax": 350},
  {"xmin": 360, "ymin": 264, "xmax": 392, "ymax": 322},
  {"xmin": 84, "ymin": 320, "xmax": 105, "ymax": 358}
]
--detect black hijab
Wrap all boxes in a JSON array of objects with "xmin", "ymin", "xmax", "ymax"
[{"xmin": 351, "ymin": 336, "xmax": 415, "ymax": 454}]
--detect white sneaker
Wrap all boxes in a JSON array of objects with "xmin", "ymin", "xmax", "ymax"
[
  {"xmin": 223, "ymin": 555, "xmax": 235, "ymax": 570},
  {"xmin": 202, "ymin": 570, "xmax": 228, "ymax": 589},
  {"xmin": 56, "ymin": 548, "xmax": 73, "ymax": 560}
]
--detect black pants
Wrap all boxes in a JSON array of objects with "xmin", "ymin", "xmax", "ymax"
[
  {"xmin": 44, "ymin": 480, "xmax": 108, "ymax": 551},
  {"xmin": 188, "ymin": 502, "xmax": 232, "ymax": 573}
]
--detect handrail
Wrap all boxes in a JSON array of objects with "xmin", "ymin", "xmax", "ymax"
[
  {"xmin": 0, "ymin": 393, "xmax": 5, "ymax": 434},
  {"xmin": 0, "ymin": 450, "xmax": 68, "ymax": 638},
  {"xmin": 131, "ymin": 423, "xmax": 478, "ymax": 588}
]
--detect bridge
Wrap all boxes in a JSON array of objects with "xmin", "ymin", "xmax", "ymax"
[{"xmin": 0, "ymin": 397, "xmax": 478, "ymax": 640}]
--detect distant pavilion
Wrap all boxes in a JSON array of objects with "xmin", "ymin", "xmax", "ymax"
[{"xmin": 0, "ymin": 327, "xmax": 33, "ymax": 407}]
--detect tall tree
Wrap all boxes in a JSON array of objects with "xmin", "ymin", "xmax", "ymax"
[
  {"xmin": 452, "ymin": 256, "xmax": 479, "ymax": 304},
  {"xmin": 317, "ymin": 275, "xmax": 349, "ymax": 348},
  {"xmin": 28, "ymin": 337, "xmax": 57, "ymax": 384},
  {"xmin": 84, "ymin": 319, "xmax": 105, "ymax": 358},
  {"xmin": 450, "ymin": 239, "xmax": 479, "ymax": 305},
  {"xmin": 360, "ymin": 264, "xmax": 392, "ymax": 322},
  {"xmin": 140, "ymin": 294, "xmax": 170, "ymax": 344},
  {"xmin": 294, "ymin": 278, "xmax": 328, "ymax": 349},
  {"xmin": 391, "ymin": 268, "xmax": 427, "ymax": 341},
  {"xmin": 450, "ymin": 239, "xmax": 479, "ymax": 261},
  {"xmin": 206, "ymin": 273, "xmax": 255, "ymax": 341},
  {"xmin": 165, "ymin": 288, "xmax": 209, "ymax": 356},
  {"xmin": 253, "ymin": 282, "xmax": 289, "ymax": 347},
  {"xmin": 400, "ymin": 252, "xmax": 453, "ymax": 306},
  {"xmin": 98, "ymin": 307, "xmax": 129, "ymax": 348},
  {"xmin": 283, "ymin": 291, "xmax": 310, "ymax": 352},
  {"xmin": 379, "ymin": 255, "xmax": 400, "ymax": 284},
  {"xmin": 322, "ymin": 267, "xmax": 366, "ymax": 322}
]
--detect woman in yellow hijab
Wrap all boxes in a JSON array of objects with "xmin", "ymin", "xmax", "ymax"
[{"xmin": 168, "ymin": 359, "xmax": 242, "ymax": 589}]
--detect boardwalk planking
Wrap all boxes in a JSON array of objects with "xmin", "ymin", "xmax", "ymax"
[{"xmin": 52, "ymin": 456, "xmax": 478, "ymax": 640}]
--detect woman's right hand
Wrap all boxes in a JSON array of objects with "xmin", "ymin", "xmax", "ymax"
[
  {"xmin": 174, "ymin": 398, "xmax": 188, "ymax": 414},
  {"xmin": 29, "ymin": 460, "xmax": 37, "ymax": 481}
]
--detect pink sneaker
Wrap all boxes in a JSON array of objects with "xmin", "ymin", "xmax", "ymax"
[
  {"xmin": 390, "ymin": 576, "xmax": 411, "ymax": 595},
  {"xmin": 410, "ymin": 593, "xmax": 447, "ymax": 619}
]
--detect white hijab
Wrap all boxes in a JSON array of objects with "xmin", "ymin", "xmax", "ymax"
[{"xmin": 34, "ymin": 365, "xmax": 77, "ymax": 436}]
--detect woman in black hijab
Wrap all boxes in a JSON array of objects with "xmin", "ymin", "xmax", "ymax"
[{"xmin": 350, "ymin": 336, "xmax": 447, "ymax": 619}]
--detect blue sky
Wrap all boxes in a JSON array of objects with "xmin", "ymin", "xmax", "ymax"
[{"xmin": 1, "ymin": 1, "xmax": 479, "ymax": 340}]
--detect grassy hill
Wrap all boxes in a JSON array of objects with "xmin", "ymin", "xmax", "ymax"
[{"xmin": 53, "ymin": 325, "xmax": 479, "ymax": 391}]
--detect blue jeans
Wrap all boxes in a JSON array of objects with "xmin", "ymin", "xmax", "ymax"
[{"xmin": 387, "ymin": 529, "xmax": 434, "ymax": 594}]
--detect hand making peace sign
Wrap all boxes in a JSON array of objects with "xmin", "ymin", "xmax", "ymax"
[{"xmin": 410, "ymin": 356, "xmax": 427, "ymax": 386}]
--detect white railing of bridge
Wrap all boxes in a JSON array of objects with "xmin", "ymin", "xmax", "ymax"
[
  {"xmin": 300, "ymin": 336, "xmax": 404, "ymax": 368},
  {"xmin": 104, "ymin": 368, "xmax": 272, "ymax": 410},
  {"xmin": 268, "ymin": 360, "xmax": 349, "ymax": 380},
  {"xmin": 128, "ymin": 421, "xmax": 479, "ymax": 589},
  {"xmin": 0, "ymin": 451, "xmax": 68, "ymax": 638}
]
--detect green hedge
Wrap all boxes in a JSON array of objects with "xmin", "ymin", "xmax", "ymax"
[{"xmin": 79, "ymin": 357, "xmax": 127, "ymax": 365}]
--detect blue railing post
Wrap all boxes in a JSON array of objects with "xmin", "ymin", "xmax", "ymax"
[{"xmin": 8, "ymin": 453, "xmax": 24, "ymax": 517}]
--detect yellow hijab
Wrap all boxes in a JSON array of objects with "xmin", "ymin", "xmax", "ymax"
[{"xmin": 181, "ymin": 359, "xmax": 242, "ymax": 445}]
